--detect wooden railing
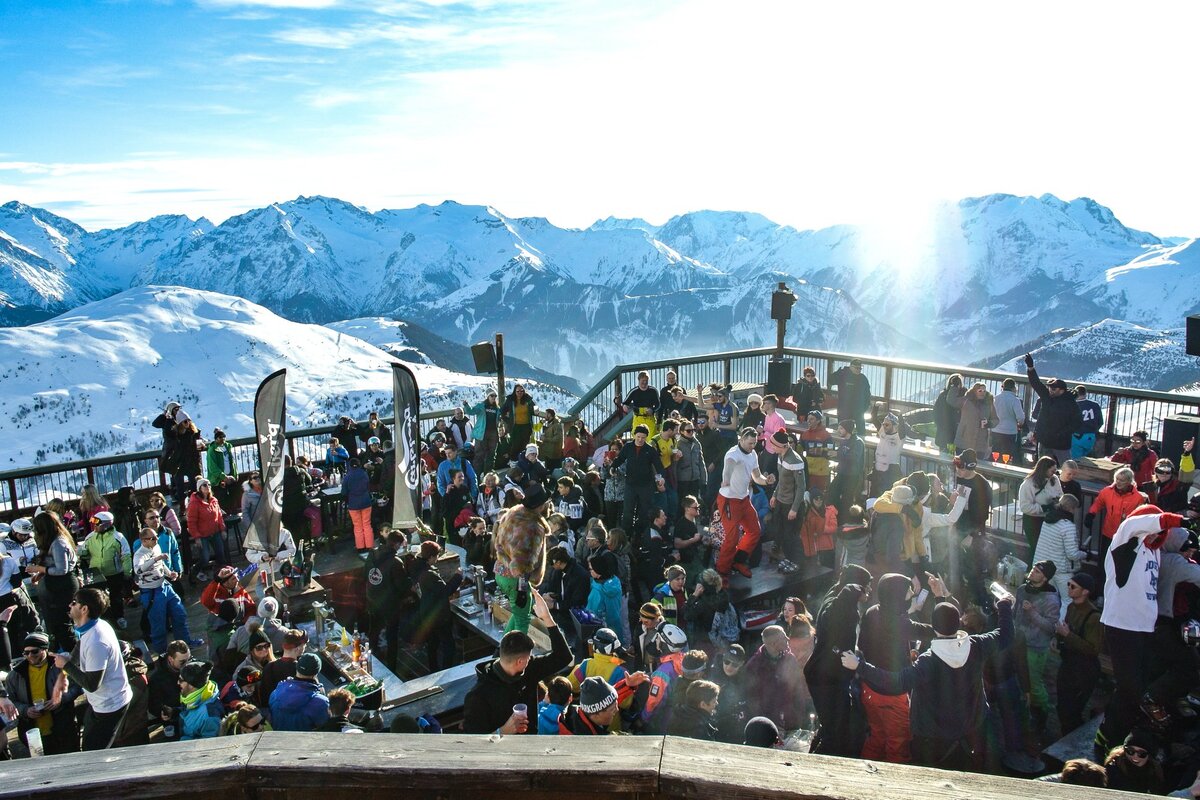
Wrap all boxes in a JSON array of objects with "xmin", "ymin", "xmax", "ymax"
[{"xmin": 0, "ymin": 733, "xmax": 1149, "ymax": 800}]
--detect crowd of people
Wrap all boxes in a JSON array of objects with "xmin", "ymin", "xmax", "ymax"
[{"xmin": 5, "ymin": 360, "xmax": 1200, "ymax": 796}]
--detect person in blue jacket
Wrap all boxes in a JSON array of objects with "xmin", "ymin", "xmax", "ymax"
[
  {"xmin": 586, "ymin": 550, "xmax": 625, "ymax": 636},
  {"xmin": 341, "ymin": 458, "xmax": 375, "ymax": 553},
  {"xmin": 269, "ymin": 653, "xmax": 329, "ymax": 731},
  {"xmin": 178, "ymin": 660, "xmax": 224, "ymax": 740}
]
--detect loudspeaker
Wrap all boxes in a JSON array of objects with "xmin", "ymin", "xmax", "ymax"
[
  {"xmin": 470, "ymin": 342, "xmax": 497, "ymax": 374},
  {"xmin": 771, "ymin": 287, "xmax": 796, "ymax": 321},
  {"xmin": 766, "ymin": 358, "xmax": 792, "ymax": 397},
  {"xmin": 1188, "ymin": 316, "xmax": 1200, "ymax": 356},
  {"xmin": 1161, "ymin": 413, "xmax": 1200, "ymax": 469}
]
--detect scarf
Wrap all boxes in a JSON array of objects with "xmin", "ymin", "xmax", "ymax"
[{"xmin": 181, "ymin": 680, "xmax": 218, "ymax": 709}]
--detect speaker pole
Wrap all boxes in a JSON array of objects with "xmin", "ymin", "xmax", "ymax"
[{"xmin": 495, "ymin": 333, "xmax": 506, "ymax": 405}]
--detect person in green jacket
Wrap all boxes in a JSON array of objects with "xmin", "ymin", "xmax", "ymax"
[
  {"xmin": 206, "ymin": 428, "xmax": 240, "ymax": 513},
  {"xmin": 79, "ymin": 510, "xmax": 133, "ymax": 630}
]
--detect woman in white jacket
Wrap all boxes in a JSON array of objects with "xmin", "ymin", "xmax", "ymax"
[
  {"xmin": 1031, "ymin": 494, "xmax": 1085, "ymax": 615},
  {"xmin": 1019, "ymin": 456, "xmax": 1063, "ymax": 551},
  {"xmin": 245, "ymin": 526, "xmax": 297, "ymax": 598},
  {"xmin": 917, "ymin": 474, "xmax": 968, "ymax": 576},
  {"xmin": 870, "ymin": 413, "xmax": 903, "ymax": 498}
]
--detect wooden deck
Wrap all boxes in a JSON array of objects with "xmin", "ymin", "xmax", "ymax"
[{"xmin": 0, "ymin": 733, "xmax": 1151, "ymax": 800}]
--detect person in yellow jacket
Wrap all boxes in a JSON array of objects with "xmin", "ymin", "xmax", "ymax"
[
  {"xmin": 569, "ymin": 628, "xmax": 634, "ymax": 732},
  {"xmin": 79, "ymin": 511, "xmax": 133, "ymax": 630}
]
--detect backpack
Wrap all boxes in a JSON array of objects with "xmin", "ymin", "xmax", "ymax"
[{"xmin": 709, "ymin": 603, "xmax": 741, "ymax": 649}]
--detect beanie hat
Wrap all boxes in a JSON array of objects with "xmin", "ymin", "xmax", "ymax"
[
  {"xmin": 218, "ymin": 598, "xmax": 243, "ymax": 624},
  {"xmin": 681, "ymin": 651, "xmax": 708, "ymax": 679},
  {"xmin": 296, "ymin": 652, "xmax": 322, "ymax": 677},
  {"xmin": 248, "ymin": 628, "xmax": 272, "ymax": 651},
  {"xmin": 1070, "ymin": 572, "xmax": 1095, "ymax": 594},
  {"xmin": 771, "ymin": 429, "xmax": 790, "ymax": 447},
  {"xmin": 1033, "ymin": 560, "xmax": 1057, "ymax": 580},
  {"xmin": 525, "ymin": 443, "xmax": 539, "ymax": 454},
  {"xmin": 1124, "ymin": 728, "xmax": 1159, "ymax": 753},
  {"xmin": 743, "ymin": 716, "xmax": 780, "ymax": 747},
  {"xmin": 891, "ymin": 485, "xmax": 915, "ymax": 505},
  {"xmin": 589, "ymin": 550, "xmax": 619, "ymax": 582},
  {"xmin": 932, "ymin": 602, "xmax": 961, "ymax": 636},
  {"xmin": 578, "ymin": 676, "xmax": 618, "ymax": 715},
  {"xmin": 175, "ymin": 409, "xmax": 191, "ymax": 424},
  {"xmin": 22, "ymin": 632, "xmax": 50, "ymax": 649},
  {"xmin": 747, "ymin": 393, "xmax": 763, "ymax": 405},
  {"xmin": 180, "ymin": 660, "xmax": 213, "ymax": 687},
  {"xmin": 257, "ymin": 596, "xmax": 279, "ymax": 621}
]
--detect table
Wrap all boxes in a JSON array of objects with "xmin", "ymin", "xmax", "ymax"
[{"xmin": 320, "ymin": 486, "xmax": 346, "ymax": 531}]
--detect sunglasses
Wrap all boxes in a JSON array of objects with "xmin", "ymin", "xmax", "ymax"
[
  {"xmin": 1067, "ymin": 582, "xmax": 1081, "ymax": 590},
  {"xmin": 253, "ymin": 643, "xmax": 271, "ymax": 650},
  {"xmin": 682, "ymin": 428, "xmax": 695, "ymax": 432},
  {"xmin": 1132, "ymin": 439, "xmax": 1147, "ymax": 445},
  {"xmin": 23, "ymin": 648, "xmax": 45, "ymax": 655},
  {"xmin": 1126, "ymin": 747, "xmax": 1150, "ymax": 759},
  {"xmin": 240, "ymin": 721, "xmax": 264, "ymax": 732},
  {"xmin": 1155, "ymin": 468, "xmax": 1173, "ymax": 475},
  {"xmin": 145, "ymin": 513, "xmax": 160, "ymax": 519}
]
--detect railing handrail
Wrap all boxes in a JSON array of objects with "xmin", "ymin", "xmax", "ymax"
[
  {"xmin": 575, "ymin": 344, "xmax": 1200, "ymax": 406},
  {"xmin": 0, "ymin": 406, "xmax": 459, "ymax": 483}
]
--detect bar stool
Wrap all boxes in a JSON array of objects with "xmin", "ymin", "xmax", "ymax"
[{"xmin": 223, "ymin": 513, "xmax": 244, "ymax": 557}]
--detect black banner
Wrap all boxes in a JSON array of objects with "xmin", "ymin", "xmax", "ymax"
[
  {"xmin": 244, "ymin": 369, "xmax": 286, "ymax": 556},
  {"xmin": 391, "ymin": 363, "xmax": 421, "ymax": 529}
]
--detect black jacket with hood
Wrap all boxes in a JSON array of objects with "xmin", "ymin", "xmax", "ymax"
[
  {"xmin": 857, "ymin": 573, "xmax": 940, "ymax": 694},
  {"xmin": 857, "ymin": 600, "xmax": 1013, "ymax": 741},
  {"xmin": 462, "ymin": 623, "xmax": 572, "ymax": 734}
]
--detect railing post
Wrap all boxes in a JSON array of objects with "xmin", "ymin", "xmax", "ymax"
[
  {"xmin": 883, "ymin": 365, "xmax": 894, "ymax": 410},
  {"xmin": 7, "ymin": 478, "xmax": 17, "ymax": 514},
  {"xmin": 85, "ymin": 465, "xmax": 95, "ymax": 486},
  {"xmin": 722, "ymin": 358, "xmax": 731, "ymax": 388},
  {"xmin": 614, "ymin": 374, "xmax": 623, "ymax": 409},
  {"xmin": 1104, "ymin": 394, "xmax": 1120, "ymax": 456}
]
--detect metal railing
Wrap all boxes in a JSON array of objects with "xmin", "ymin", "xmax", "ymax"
[
  {"xmin": 3, "ymin": 345, "xmax": 1197, "ymax": 520},
  {"xmin": 567, "ymin": 346, "xmax": 1200, "ymax": 448},
  {"xmin": 0, "ymin": 408, "xmax": 459, "ymax": 516}
]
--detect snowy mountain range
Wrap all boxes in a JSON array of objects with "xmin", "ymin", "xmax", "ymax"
[
  {"xmin": 0, "ymin": 286, "xmax": 576, "ymax": 471},
  {"xmin": 2, "ymin": 194, "xmax": 1196, "ymax": 388}
]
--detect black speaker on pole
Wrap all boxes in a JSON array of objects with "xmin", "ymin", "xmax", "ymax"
[
  {"xmin": 1162, "ymin": 413, "xmax": 1200, "ymax": 468},
  {"xmin": 766, "ymin": 358, "xmax": 792, "ymax": 397},
  {"xmin": 1188, "ymin": 316, "xmax": 1200, "ymax": 357},
  {"xmin": 470, "ymin": 342, "xmax": 498, "ymax": 374}
]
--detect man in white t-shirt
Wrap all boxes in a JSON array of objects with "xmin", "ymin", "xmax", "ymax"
[
  {"xmin": 54, "ymin": 587, "xmax": 133, "ymax": 750},
  {"xmin": 716, "ymin": 428, "xmax": 776, "ymax": 583}
]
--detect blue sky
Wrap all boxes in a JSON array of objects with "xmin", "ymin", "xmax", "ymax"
[{"xmin": 2, "ymin": 1, "xmax": 1198, "ymax": 236}]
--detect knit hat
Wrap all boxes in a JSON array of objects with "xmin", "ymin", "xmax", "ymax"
[
  {"xmin": 521, "ymin": 482, "xmax": 548, "ymax": 509},
  {"xmin": 771, "ymin": 429, "xmax": 790, "ymax": 447},
  {"xmin": 248, "ymin": 628, "xmax": 272, "ymax": 650},
  {"xmin": 1069, "ymin": 572, "xmax": 1095, "ymax": 594},
  {"xmin": 175, "ymin": 409, "xmax": 191, "ymax": 424},
  {"xmin": 577, "ymin": 676, "xmax": 618, "ymax": 715},
  {"xmin": 891, "ymin": 485, "xmax": 915, "ymax": 505},
  {"xmin": 296, "ymin": 652, "xmax": 322, "ymax": 677},
  {"xmin": 257, "ymin": 596, "xmax": 279, "ymax": 621},
  {"xmin": 639, "ymin": 602, "xmax": 663, "ymax": 622},
  {"xmin": 681, "ymin": 651, "xmax": 708, "ymax": 679},
  {"xmin": 747, "ymin": 393, "xmax": 763, "ymax": 405},
  {"xmin": 1033, "ymin": 560, "xmax": 1057, "ymax": 580},
  {"xmin": 195, "ymin": 477, "xmax": 211, "ymax": 489},
  {"xmin": 589, "ymin": 550, "xmax": 619, "ymax": 582},
  {"xmin": 180, "ymin": 660, "xmax": 212, "ymax": 687},
  {"xmin": 217, "ymin": 598, "xmax": 243, "ymax": 624},
  {"xmin": 1124, "ymin": 728, "xmax": 1160, "ymax": 753},
  {"xmin": 525, "ymin": 443, "xmax": 539, "ymax": 455},
  {"xmin": 743, "ymin": 716, "xmax": 781, "ymax": 747},
  {"xmin": 932, "ymin": 602, "xmax": 961, "ymax": 636},
  {"xmin": 22, "ymin": 632, "xmax": 50, "ymax": 649},
  {"xmin": 1046, "ymin": 377, "xmax": 1069, "ymax": 390}
]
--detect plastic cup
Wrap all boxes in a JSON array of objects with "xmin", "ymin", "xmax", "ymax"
[
  {"xmin": 513, "ymin": 703, "xmax": 528, "ymax": 719},
  {"xmin": 991, "ymin": 451, "xmax": 1000, "ymax": 462}
]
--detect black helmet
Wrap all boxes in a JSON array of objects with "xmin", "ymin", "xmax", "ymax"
[{"xmin": 591, "ymin": 628, "xmax": 622, "ymax": 656}]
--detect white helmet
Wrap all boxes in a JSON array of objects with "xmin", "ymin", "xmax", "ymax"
[
  {"xmin": 10, "ymin": 518, "xmax": 33, "ymax": 539},
  {"xmin": 655, "ymin": 623, "xmax": 688, "ymax": 654}
]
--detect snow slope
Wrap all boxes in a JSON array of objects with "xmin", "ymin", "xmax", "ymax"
[{"xmin": 0, "ymin": 286, "xmax": 575, "ymax": 470}]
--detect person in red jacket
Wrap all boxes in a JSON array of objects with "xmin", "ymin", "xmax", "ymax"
[
  {"xmin": 1086, "ymin": 467, "xmax": 1148, "ymax": 565},
  {"xmin": 199, "ymin": 566, "xmax": 253, "ymax": 616},
  {"xmin": 187, "ymin": 478, "xmax": 228, "ymax": 567},
  {"xmin": 1111, "ymin": 431, "xmax": 1159, "ymax": 486}
]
